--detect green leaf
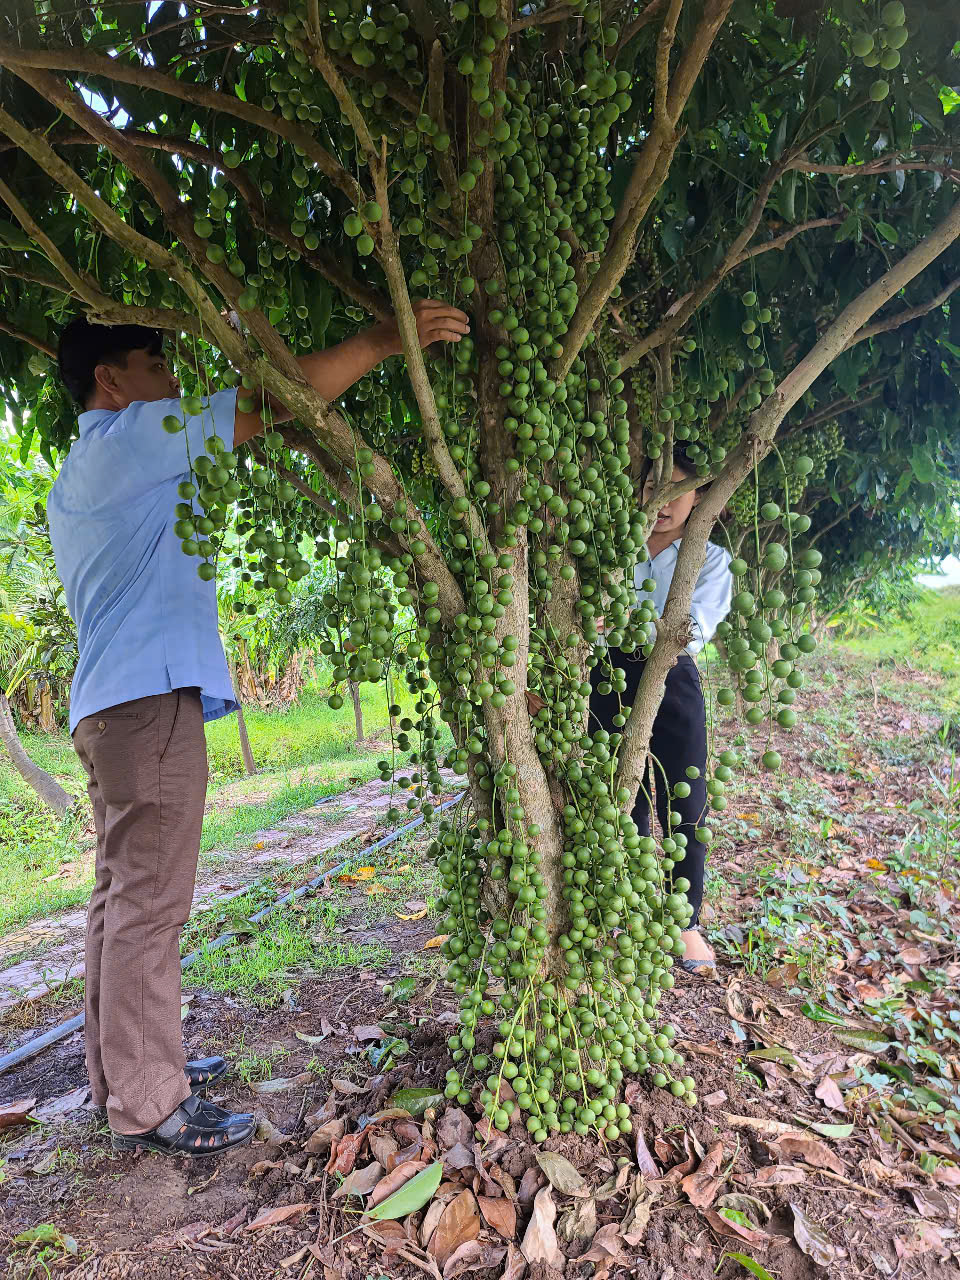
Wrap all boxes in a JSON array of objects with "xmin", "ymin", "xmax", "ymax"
[
  {"xmin": 800, "ymin": 1001, "xmax": 846, "ymax": 1026},
  {"xmin": 748, "ymin": 1045, "xmax": 799, "ymax": 1067},
  {"xmin": 833, "ymin": 1028, "xmax": 893, "ymax": 1052},
  {"xmin": 368, "ymin": 1037, "xmax": 408, "ymax": 1070},
  {"xmin": 874, "ymin": 221, "xmax": 898, "ymax": 244},
  {"xmin": 793, "ymin": 1116, "xmax": 855, "ymax": 1139},
  {"xmin": 387, "ymin": 1087, "xmax": 444, "ymax": 1117},
  {"xmin": 13, "ymin": 1224, "xmax": 78, "ymax": 1255},
  {"xmin": 909, "ymin": 445, "xmax": 936, "ymax": 484},
  {"xmin": 722, "ymin": 1252, "xmax": 776, "ymax": 1280},
  {"xmin": 391, "ymin": 976, "xmax": 417, "ymax": 1002},
  {"xmin": 364, "ymin": 1160, "xmax": 443, "ymax": 1221}
]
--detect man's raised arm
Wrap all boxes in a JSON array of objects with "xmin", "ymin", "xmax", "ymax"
[{"xmin": 233, "ymin": 298, "xmax": 469, "ymax": 447}]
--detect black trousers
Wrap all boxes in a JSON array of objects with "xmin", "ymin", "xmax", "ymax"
[{"xmin": 589, "ymin": 652, "xmax": 708, "ymax": 926}]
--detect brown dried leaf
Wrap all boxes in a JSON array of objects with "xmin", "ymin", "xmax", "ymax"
[
  {"xmin": 559, "ymin": 1196, "xmax": 596, "ymax": 1251},
  {"xmin": 910, "ymin": 1188, "xmax": 957, "ymax": 1219},
  {"xmin": 661, "ymin": 1132, "xmax": 698, "ymax": 1184},
  {"xmin": 438, "ymin": 1108, "xmax": 474, "ymax": 1149},
  {"xmin": 250, "ymin": 1072, "xmax": 313, "ymax": 1094},
  {"xmin": 751, "ymin": 1164, "xmax": 806, "ymax": 1187},
  {"xmin": 327, "ymin": 1130, "xmax": 366, "ymax": 1176},
  {"xmin": 367, "ymin": 1159, "xmax": 428, "ymax": 1208},
  {"xmin": 517, "ymin": 1166, "xmax": 542, "ymax": 1208},
  {"xmin": 305, "ymin": 1118, "xmax": 345, "ymax": 1154},
  {"xmin": 388, "ymin": 1140, "xmax": 425, "ymax": 1172},
  {"xmin": 500, "ymin": 1242, "xmax": 527, "ymax": 1280},
  {"xmin": 443, "ymin": 1142, "xmax": 475, "ymax": 1172},
  {"xmin": 371, "ymin": 1132, "xmax": 400, "ymax": 1166},
  {"xmin": 443, "ymin": 1241, "xmax": 507, "ymax": 1280},
  {"xmin": 775, "ymin": 1134, "xmax": 844, "ymax": 1176},
  {"xmin": 332, "ymin": 1077, "xmax": 369, "ymax": 1095},
  {"xmin": 0, "ymin": 1099, "xmax": 36, "ymax": 1130},
  {"xmin": 332, "ymin": 1161, "xmax": 384, "ymax": 1200},
  {"xmin": 703, "ymin": 1090, "xmax": 728, "ymax": 1108},
  {"xmin": 724, "ymin": 1113, "xmax": 803, "ymax": 1137},
  {"xmin": 421, "ymin": 1199, "xmax": 447, "ymax": 1248},
  {"xmin": 701, "ymin": 1208, "xmax": 769, "ymax": 1247},
  {"xmin": 621, "ymin": 1180, "xmax": 660, "ymax": 1247},
  {"xmin": 579, "ymin": 1222, "xmax": 628, "ymax": 1280},
  {"xmin": 634, "ymin": 1128, "xmax": 659, "ymax": 1178},
  {"xmin": 246, "ymin": 1203, "xmax": 310, "ymax": 1231},
  {"xmin": 791, "ymin": 1202, "xmax": 847, "ymax": 1266},
  {"xmin": 31, "ymin": 1087, "xmax": 89, "ymax": 1121},
  {"xmin": 353, "ymin": 1024, "xmax": 385, "ymax": 1041},
  {"xmin": 478, "ymin": 1196, "xmax": 517, "ymax": 1241},
  {"xmin": 427, "ymin": 1190, "xmax": 481, "ymax": 1268},
  {"xmin": 815, "ymin": 1074, "xmax": 846, "ymax": 1112},
  {"xmin": 680, "ymin": 1140, "xmax": 725, "ymax": 1208},
  {"xmin": 535, "ymin": 1150, "xmax": 590, "ymax": 1198},
  {"xmin": 520, "ymin": 1187, "xmax": 564, "ymax": 1269}
]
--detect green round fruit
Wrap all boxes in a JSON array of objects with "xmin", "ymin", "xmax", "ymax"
[
  {"xmin": 762, "ymin": 749, "xmax": 781, "ymax": 769},
  {"xmin": 870, "ymin": 79, "xmax": 890, "ymax": 101},
  {"xmin": 852, "ymin": 31, "xmax": 874, "ymax": 57},
  {"xmin": 741, "ymin": 290, "xmax": 757, "ymax": 307},
  {"xmin": 881, "ymin": 1, "xmax": 905, "ymax": 26}
]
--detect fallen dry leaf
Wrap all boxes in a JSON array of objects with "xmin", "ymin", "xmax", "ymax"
[
  {"xmin": 333, "ymin": 1161, "xmax": 384, "ymax": 1200},
  {"xmin": 30, "ymin": 1088, "xmax": 90, "ymax": 1122},
  {"xmin": 367, "ymin": 1159, "xmax": 428, "ymax": 1208},
  {"xmin": 396, "ymin": 909, "xmax": 428, "ymax": 921},
  {"xmin": 791, "ymin": 1202, "xmax": 847, "ymax": 1266},
  {"xmin": 702, "ymin": 1207, "xmax": 769, "ymax": 1247},
  {"xmin": 535, "ymin": 1150, "xmax": 590, "ymax": 1198},
  {"xmin": 443, "ymin": 1142, "xmax": 475, "ymax": 1172},
  {"xmin": 703, "ymin": 1090, "xmax": 728, "ymax": 1108},
  {"xmin": 559, "ymin": 1196, "xmax": 596, "ymax": 1249},
  {"xmin": 681, "ymin": 1140, "xmax": 725, "ymax": 1208},
  {"xmin": 327, "ymin": 1130, "xmax": 366, "ymax": 1177},
  {"xmin": 579, "ymin": 1222, "xmax": 628, "ymax": 1280},
  {"xmin": 815, "ymin": 1074, "xmax": 846, "ymax": 1112},
  {"xmin": 427, "ymin": 1190, "xmax": 481, "ymax": 1268},
  {"xmin": 634, "ymin": 1128, "xmax": 659, "ymax": 1178},
  {"xmin": 517, "ymin": 1166, "xmax": 541, "ymax": 1209},
  {"xmin": 621, "ymin": 1180, "xmax": 660, "ymax": 1247},
  {"xmin": 443, "ymin": 1241, "xmax": 507, "ymax": 1279},
  {"xmin": 332, "ymin": 1077, "xmax": 369, "ymax": 1095},
  {"xmin": 353, "ymin": 1024, "xmax": 385, "ymax": 1042},
  {"xmin": 0, "ymin": 1099, "xmax": 36, "ymax": 1130},
  {"xmin": 520, "ymin": 1187, "xmax": 564, "ymax": 1269},
  {"xmin": 438, "ymin": 1108, "xmax": 473, "ymax": 1149},
  {"xmin": 423, "ymin": 935, "xmax": 450, "ymax": 949},
  {"xmin": 478, "ymin": 1195, "xmax": 516, "ymax": 1241},
  {"xmin": 246, "ymin": 1203, "xmax": 310, "ymax": 1231},
  {"xmin": 338, "ymin": 866, "xmax": 376, "ymax": 883},
  {"xmin": 421, "ymin": 1199, "xmax": 446, "ymax": 1248},
  {"xmin": 750, "ymin": 1164, "xmax": 806, "ymax": 1187},
  {"xmin": 775, "ymin": 1134, "xmax": 844, "ymax": 1176},
  {"xmin": 724, "ymin": 1112, "xmax": 801, "ymax": 1137},
  {"xmin": 305, "ymin": 1118, "xmax": 345, "ymax": 1154},
  {"xmin": 500, "ymin": 1242, "xmax": 527, "ymax": 1280}
]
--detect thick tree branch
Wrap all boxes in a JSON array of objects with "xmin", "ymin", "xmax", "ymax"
[
  {"xmin": 843, "ymin": 276, "xmax": 960, "ymax": 350},
  {"xmin": 510, "ymin": 3, "xmax": 574, "ymax": 33},
  {"xmin": 614, "ymin": 0, "xmax": 670, "ymax": 59},
  {"xmin": 0, "ymin": 41, "xmax": 364, "ymax": 208},
  {"xmin": 0, "ymin": 319, "xmax": 56, "ymax": 358}
]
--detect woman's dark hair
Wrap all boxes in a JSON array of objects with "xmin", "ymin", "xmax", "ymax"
[{"xmin": 57, "ymin": 317, "xmax": 164, "ymax": 408}]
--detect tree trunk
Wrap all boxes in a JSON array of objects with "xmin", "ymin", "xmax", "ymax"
[
  {"xmin": 236, "ymin": 704, "xmax": 257, "ymax": 775},
  {"xmin": 0, "ymin": 692, "xmax": 74, "ymax": 817},
  {"xmin": 349, "ymin": 680, "xmax": 364, "ymax": 744}
]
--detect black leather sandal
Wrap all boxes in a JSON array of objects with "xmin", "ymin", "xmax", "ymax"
[
  {"xmin": 186, "ymin": 1055, "xmax": 228, "ymax": 1092},
  {"xmin": 112, "ymin": 1093, "xmax": 255, "ymax": 1157}
]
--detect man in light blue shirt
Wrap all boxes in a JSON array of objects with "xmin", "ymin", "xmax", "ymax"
[{"xmin": 48, "ymin": 301, "xmax": 468, "ymax": 1156}]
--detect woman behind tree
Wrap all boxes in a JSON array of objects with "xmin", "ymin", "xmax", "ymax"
[{"xmin": 591, "ymin": 449, "xmax": 732, "ymax": 970}]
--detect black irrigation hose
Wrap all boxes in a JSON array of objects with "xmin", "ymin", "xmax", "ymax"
[{"xmin": 0, "ymin": 791, "xmax": 466, "ymax": 1077}]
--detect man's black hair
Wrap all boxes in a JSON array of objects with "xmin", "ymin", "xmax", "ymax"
[{"xmin": 57, "ymin": 317, "xmax": 165, "ymax": 408}]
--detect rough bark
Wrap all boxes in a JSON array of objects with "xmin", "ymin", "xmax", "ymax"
[{"xmin": 0, "ymin": 692, "xmax": 75, "ymax": 818}]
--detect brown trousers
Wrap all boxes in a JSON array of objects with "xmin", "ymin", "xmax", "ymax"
[{"xmin": 72, "ymin": 689, "xmax": 207, "ymax": 1135}]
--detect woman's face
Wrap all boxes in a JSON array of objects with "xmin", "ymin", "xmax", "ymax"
[{"xmin": 642, "ymin": 465, "xmax": 699, "ymax": 537}]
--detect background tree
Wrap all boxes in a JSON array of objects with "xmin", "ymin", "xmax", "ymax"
[{"xmin": 0, "ymin": 0, "xmax": 957, "ymax": 1139}]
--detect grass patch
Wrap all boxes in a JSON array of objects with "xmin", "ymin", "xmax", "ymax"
[{"xmin": 182, "ymin": 895, "xmax": 392, "ymax": 1007}]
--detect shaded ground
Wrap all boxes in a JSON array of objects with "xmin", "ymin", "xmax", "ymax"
[{"xmin": 1, "ymin": 642, "xmax": 958, "ymax": 1280}]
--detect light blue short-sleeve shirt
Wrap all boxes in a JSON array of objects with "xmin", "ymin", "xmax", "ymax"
[{"xmin": 47, "ymin": 390, "xmax": 240, "ymax": 734}]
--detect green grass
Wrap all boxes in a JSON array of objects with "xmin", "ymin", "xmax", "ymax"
[
  {"xmin": 0, "ymin": 680, "xmax": 432, "ymax": 933},
  {"xmin": 840, "ymin": 583, "xmax": 960, "ymax": 713}
]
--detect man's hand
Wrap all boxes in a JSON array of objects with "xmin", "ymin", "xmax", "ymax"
[{"xmin": 373, "ymin": 298, "xmax": 470, "ymax": 358}]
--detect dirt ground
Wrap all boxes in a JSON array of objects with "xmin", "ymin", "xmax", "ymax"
[{"xmin": 1, "ymin": 654, "xmax": 958, "ymax": 1280}]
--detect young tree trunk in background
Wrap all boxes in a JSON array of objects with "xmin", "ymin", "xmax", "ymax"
[
  {"xmin": 0, "ymin": 692, "xmax": 74, "ymax": 817},
  {"xmin": 236, "ymin": 704, "xmax": 257, "ymax": 776},
  {"xmin": 349, "ymin": 681, "xmax": 364, "ymax": 744}
]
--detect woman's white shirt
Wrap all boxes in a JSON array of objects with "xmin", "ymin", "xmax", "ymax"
[{"xmin": 632, "ymin": 539, "xmax": 733, "ymax": 655}]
